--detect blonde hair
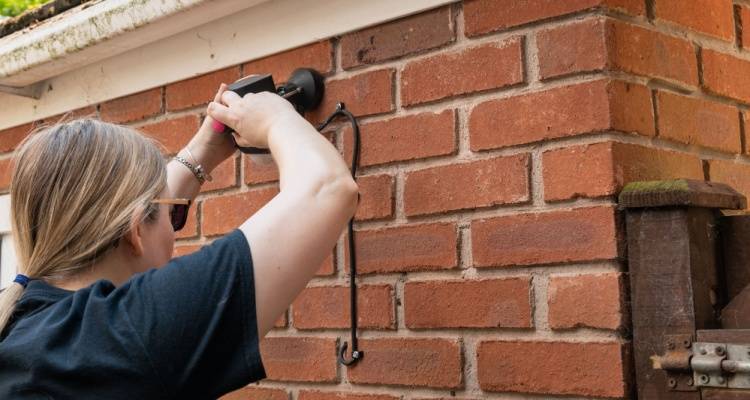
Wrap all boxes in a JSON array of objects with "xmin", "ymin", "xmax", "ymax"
[{"xmin": 0, "ymin": 118, "xmax": 167, "ymax": 334}]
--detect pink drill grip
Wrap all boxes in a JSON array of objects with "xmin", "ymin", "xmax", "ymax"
[{"xmin": 211, "ymin": 120, "xmax": 226, "ymax": 133}]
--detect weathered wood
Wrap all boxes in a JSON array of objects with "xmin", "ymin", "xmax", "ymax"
[
  {"xmin": 619, "ymin": 179, "xmax": 746, "ymax": 210},
  {"xmin": 703, "ymin": 390, "xmax": 750, "ymax": 399},
  {"xmin": 722, "ymin": 288, "xmax": 750, "ymax": 330},
  {"xmin": 697, "ymin": 329, "xmax": 750, "ymax": 343},
  {"xmin": 623, "ymin": 180, "xmax": 747, "ymax": 399},
  {"xmin": 721, "ymin": 215, "xmax": 750, "ymax": 330},
  {"xmin": 627, "ymin": 208, "xmax": 721, "ymax": 399}
]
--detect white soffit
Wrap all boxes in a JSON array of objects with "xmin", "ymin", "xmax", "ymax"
[{"xmin": 0, "ymin": 0, "xmax": 455, "ymax": 130}]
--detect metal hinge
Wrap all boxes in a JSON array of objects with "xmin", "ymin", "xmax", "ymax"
[{"xmin": 652, "ymin": 335, "xmax": 750, "ymax": 390}]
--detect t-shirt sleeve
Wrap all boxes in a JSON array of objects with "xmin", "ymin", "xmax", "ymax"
[{"xmin": 116, "ymin": 228, "xmax": 266, "ymax": 398}]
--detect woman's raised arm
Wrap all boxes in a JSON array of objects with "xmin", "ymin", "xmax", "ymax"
[{"xmin": 208, "ymin": 91, "xmax": 358, "ymax": 338}]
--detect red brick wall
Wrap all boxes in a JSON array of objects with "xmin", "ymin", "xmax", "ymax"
[{"xmin": 1, "ymin": 0, "xmax": 748, "ymax": 398}]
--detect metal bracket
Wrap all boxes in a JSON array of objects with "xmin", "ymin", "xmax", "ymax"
[
  {"xmin": 0, "ymin": 82, "xmax": 44, "ymax": 99},
  {"xmin": 692, "ymin": 342, "xmax": 750, "ymax": 389},
  {"xmin": 691, "ymin": 342, "xmax": 727, "ymax": 388},
  {"xmin": 653, "ymin": 338, "xmax": 750, "ymax": 390},
  {"xmin": 651, "ymin": 334, "xmax": 696, "ymax": 391}
]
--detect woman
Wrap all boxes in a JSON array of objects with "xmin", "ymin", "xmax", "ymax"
[{"xmin": 0, "ymin": 84, "xmax": 359, "ymax": 399}]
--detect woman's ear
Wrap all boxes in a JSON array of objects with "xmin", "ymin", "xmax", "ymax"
[{"xmin": 122, "ymin": 215, "xmax": 145, "ymax": 257}]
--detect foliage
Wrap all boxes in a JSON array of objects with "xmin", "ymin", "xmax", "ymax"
[{"xmin": 0, "ymin": 0, "xmax": 48, "ymax": 17}]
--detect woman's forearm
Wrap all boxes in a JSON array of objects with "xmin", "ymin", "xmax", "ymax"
[
  {"xmin": 240, "ymin": 114, "xmax": 358, "ymax": 337},
  {"xmin": 166, "ymin": 137, "xmax": 225, "ymax": 201},
  {"xmin": 266, "ymin": 114, "xmax": 353, "ymax": 193}
]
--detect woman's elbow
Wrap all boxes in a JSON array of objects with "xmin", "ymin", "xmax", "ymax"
[{"xmin": 318, "ymin": 175, "xmax": 359, "ymax": 218}]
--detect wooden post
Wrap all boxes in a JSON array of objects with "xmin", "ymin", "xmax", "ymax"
[{"xmin": 620, "ymin": 179, "xmax": 746, "ymax": 400}]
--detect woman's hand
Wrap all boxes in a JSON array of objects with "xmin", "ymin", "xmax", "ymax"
[
  {"xmin": 207, "ymin": 90, "xmax": 301, "ymax": 150},
  {"xmin": 184, "ymin": 84, "xmax": 237, "ymax": 171}
]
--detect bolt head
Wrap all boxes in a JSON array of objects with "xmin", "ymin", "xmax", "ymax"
[
  {"xmin": 716, "ymin": 346, "xmax": 726, "ymax": 355},
  {"xmin": 687, "ymin": 378, "xmax": 694, "ymax": 386},
  {"xmin": 668, "ymin": 378, "xmax": 677, "ymax": 388},
  {"xmin": 717, "ymin": 376, "xmax": 726, "ymax": 384},
  {"xmin": 700, "ymin": 375, "xmax": 710, "ymax": 384}
]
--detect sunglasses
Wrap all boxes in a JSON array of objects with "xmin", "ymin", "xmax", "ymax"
[{"xmin": 150, "ymin": 198, "xmax": 191, "ymax": 231}]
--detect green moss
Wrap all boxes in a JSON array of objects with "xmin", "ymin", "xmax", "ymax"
[
  {"xmin": 621, "ymin": 179, "xmax": 691, "ymax": 194},
  {"xmin": 0, "ymin": 0, "xmax": 49, "ymax": 17}
]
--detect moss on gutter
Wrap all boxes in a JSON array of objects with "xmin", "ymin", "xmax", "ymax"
[{"xmin": 0, "ymin": 0, "xmax": 92, "ymax": 38}]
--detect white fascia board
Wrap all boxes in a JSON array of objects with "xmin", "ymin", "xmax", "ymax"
[
  {"xmin": 0, "ymin": 0, "xmax": 270, "ymax": 86},
  {"xmin": 0, "ymin": 0, "xmax": 455, "ymax": 131}
]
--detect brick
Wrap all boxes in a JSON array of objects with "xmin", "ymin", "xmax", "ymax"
[
  {"xmin": 0, "ymin": 123, "xmax": 33, "ymax": 153},
  {"xmin": 139, "ymin": 115, "xmax": 201, "ymax": 155},
  {"xmin": 609, "ymin": 20, "xmax": 699, "ymax": 87},
  {"xmin": 346, "ymin": 110, "xmax": 456, "ymax": 167},
  {"xmin": 470, "ymin": 79, "xmax": 654, "ymax": 151},
  {"xmin": 404, "ymin": 154, "xmax": 530, "ymax": 216},
  {"xmin": 341, "ymin": 6, "xmax": 454, "ymax": 69},
  {"xmin": 220, "ymin": 386, "xmax": 288, "ymax": 400},
  {"xmin": 315, "ymin": 252, "xmax": 335, "ymax": 277},
  {"xmin": 654, "ymin": 0, "xmax": 734, "ymax": 41},
  {"xmin": 404, "ymin": 278, "xmax": 532, "ymax": 329},
  {"xmin": 544, "ymin": 142, "xmax": 614, "ymax": 202},
  {"xmin": 100, "ymin": 88, "xmax": 162, "ymax": 123},
  {"xmin": 172, "ymin": 244, "xmax": 201, "ymax": 258},
  {"xmin": 243, "ymin": 41, "xmax": 333, "ymax": 83},
  {"xmin": 299, "ymin": 391, "xmax": 398, "ymax": 400},
  {"xmin": 174, "ymin": 200, "xmax": 198, "ymax": 239},
  {"xmin": 274, "ymin": 311, "xmax": 287, "ymax": 329},
  {"xmin": 292, "ymin": 285, "xmax": 395, "ymax": 330},
  {"xmin": 347, "ymin": 339, "xmax": 462, "ymax": 388},
  {"xmin": 608, "ymin": 80, "xmax": 656, "ymax": 136},
  {"xmin": 605, "ymin": 0, "xmax": 647, "ymax": 14},
  {"xmin": 354, "ymin": 222, "xmax": 457, "ymax": 274},
  {"xmin": 548, "ymin": 273, "xmax": 624, "ymax": 330},
  {"xmin": 166, "ymin": 66, "xmax": 240, "ymax": 111},
  {"xmin": 472, "ymin": 206, "xmax": 619, "ymax": 267},
  {"xmin": 0, "ymin": 157, "xmax": 13, "ymax": 192},
  {"xmin": 259, "ymin": 337, "xmax": 337, "ymax": 382},
  {"xmin": 354, "ymin": 174, "xmax": 393, "ymax": 221},
  {"xmin": 201, "ymin": 154, "xmax": 238, "ymax": 193},
  {"xmin": 709, "ymin": 160, "xmax": 750, "ymax": 209},
  {"xmin": 39, "ymin": 105, "xmax": 98, "ymax": 126},
  {"xmin": 464, "ymin": 0, "xmax": 644, "ymax": 37},
  {"xmin": 702, "ymin": 49, "xmax": 750, "ymax": 104},
  {"xmin": 202, "ymin": 187, "xmax": 278, "ymax": 236},
  {"xmin": 657, "ymin": 91, "xmax": 741, "ymax": 153},
  {"xmin": 401, "ymin": 39, "xmax": 523, "ymax": 106},
  {"xmin": 543, "ymin": 142, "xmax": 705, "ymax": 202},
  {"xmin": 477, "ymin": 340, "xmax": 627, "ymax": 397},
  {"xmin": 244, "ymin": 153, "xmax": 279, "ymax": 185},
  {"xmin": 413, "ymin": 398, "xmax": 479, "ymax": 400},
  {"xmin": 741, "ymin": 5, "xmax": 750, "ymax": 48},
  {"xmin": 537, "ymin": 18, "xmax": 608, "ymax": 80},
  {"xmin": 308, "ymin": 69, "xmax": 394, "ymax": 124}
]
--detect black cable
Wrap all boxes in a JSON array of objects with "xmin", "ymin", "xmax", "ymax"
[{"xmin": 316, "ymin": 103, "xmax": 363, "ymax": 366}]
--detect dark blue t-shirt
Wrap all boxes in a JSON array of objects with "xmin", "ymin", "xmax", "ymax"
[{"xmin": 0, "ymin": 228, "xmax": 266, "ymax": 399}]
